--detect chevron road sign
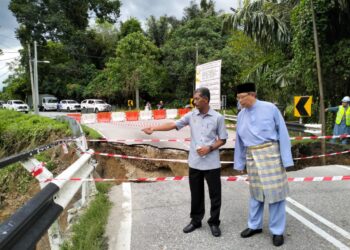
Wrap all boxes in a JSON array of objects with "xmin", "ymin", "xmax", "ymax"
[{"xmin": 294, "ymin": 96, "xmax": 312, "ymax": 117}]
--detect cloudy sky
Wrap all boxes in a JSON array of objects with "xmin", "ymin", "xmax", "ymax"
[{"xmin": 0, "ymin": 0, "xmax": 239, "ymax": 92}]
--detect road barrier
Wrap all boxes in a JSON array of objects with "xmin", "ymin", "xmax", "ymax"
[
  {"xmin": 39, "ymin": 175, "xmax": 350, "ymax": 183},
  {"xmin": 153, "ymin": 109, "xmax": 166, "ymax": 119},
  {"xmin": 111, "ymin": 112, "xmax": 126, "ymax": 122},
  {"xmin": 67, "ymin": 113, "xmax": 81, "ymax": 123},
  {"xmin": 82, "ymin": 148, "xmax": 350, "ymax": 164},
  {"xmin": 86, "ymin": 134, "xmax": 350, "ymax": 143},
  {"xmin": 125, "ymin": 111, "xmax": 139, "ymax": 121},
  {"xmin": 81, "ymin": 113, "xmax": 97, "ymax": 124},
  {"xmin": 166, "ymin": 109, "xmax": 178, "ymax": 119},
  {"xmin": 139, "ymin": 110, "xmax": 152, "ymax": 120},
  {"xmin": 97, "ymin": 112, "xmax": 112, "ymax": 123},
  {"xmin": 178, "ymin": 108, "xmax": 191, "ymax": 117}
]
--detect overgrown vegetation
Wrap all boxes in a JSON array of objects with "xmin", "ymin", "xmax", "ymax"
[
  {"xmin": 81, "ymin": 125, "xmax": 103, "ymax": 140},
  {"xmin": 61, "ymin": 183, "xmax": 112, "ymax": 250},
  {"xmin": 0, "ymin": 109, "xmax": 71, "ymax": 158}
]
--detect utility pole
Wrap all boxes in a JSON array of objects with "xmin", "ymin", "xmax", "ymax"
[
  {"xmin": 194, "ymin": 43, "xmax": 199, "ymax": 94},
  {"xmin": 33, "ymin": 41, "xmax": 39, "ymax": 115},
  {"xmin": 27, "ymin": 43, "xmax": 36, "ymax": 113},
  {"xmin": 311, "ymin": 0, "xmax": 326, "ymax": 165}
]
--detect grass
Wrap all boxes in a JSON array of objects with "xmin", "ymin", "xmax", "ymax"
[
  {"xmin": 81, "ymin": 125, "xmax": 103, "ymax": 139},
  {"xmin": 61, "ymin": 183, "xmax": 112, "ymax": 250},
  {"xmin": 0, "ymin": 109, "xmax": 71, "ymax": 158}
]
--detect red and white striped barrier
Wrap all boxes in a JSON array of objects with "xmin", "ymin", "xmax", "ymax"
[
  {"xmin": 294, "ymin": 149, "xmax": 350, "ymax": 160},
  {"xmin": 81, "ymin": 149, "xmax": 350, "ymax": 163},
  {"xmin": 88, "ymin": 138, "xmax": 191, "ymax": 143},
  {"xmin": 290, "ymin": 134, "xmax": 350, "ymax": 141},
  {"xmin": 42, "ymin": 175, "xmax": 350, "ymax": 183},
  {"xmin": 86, "ymin": 134, "xmax": 350, "ymax": 143}
]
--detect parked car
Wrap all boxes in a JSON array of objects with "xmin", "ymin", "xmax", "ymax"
[
  {"xmin": 5, "ymin": 100, "xmax": 29, "ymax": 113},
  {"xmin": 40, "ymin": 96, "xmax": 58, "ymax": 111},
  {"xmin": 58, "ymin": 100, "xmax": 81, "ymax": 112},
  {"xmin": 81, "ymin": 99, "xmax": 111, "ymax": 113},
  {"xmin": 0, "ymin": 100, "xmax": 5, "ymax": 108}
]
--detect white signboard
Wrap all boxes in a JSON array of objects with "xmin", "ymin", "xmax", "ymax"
[{"xmin": 195, "ymin": 60, "xmax": 222, "ymax": 109}]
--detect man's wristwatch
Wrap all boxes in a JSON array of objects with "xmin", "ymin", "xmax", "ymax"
[{"xmin": 209, "ymin": 145, "xmax": 214, "ymax": 152}]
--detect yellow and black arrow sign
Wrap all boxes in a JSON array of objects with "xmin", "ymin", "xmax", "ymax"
[
  {"xmin": 190, "ymin": 98, "xmax": 194, "ymax": 108},
  {"xmin": 128, "ymin": 100, "xmax": 134, "ymax": 107},
  {"xmin": 294, "ymin": 96, "xmax": 312, "ymax": 117}
]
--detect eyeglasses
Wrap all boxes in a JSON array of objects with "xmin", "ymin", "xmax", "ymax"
[{"xmin": 236, "ymin": 94, "xmax": 249, "ymax": 101}]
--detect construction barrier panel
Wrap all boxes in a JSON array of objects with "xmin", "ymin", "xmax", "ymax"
[
  {"xmin": 97, "ymin": 112, "xmax": 112, "ymax": 123},
  {"xmin": 125, "ymin": 111, "xmax": 139, "ymax": 121},
  {"xmin": 67, "ymin": 113, "xmax": 81, "ymax": 123},
  {"xmin": 152, "ymin": 109, "xmax": 166, "ymax": 120},
  {"xmin": 111, "ymin": 112, "xmax": 126, "ymax": 122},
  {"xmin": 139, "ymin": 110, "xmax": 153, "ymax": 120},
  {"xmin": 166, "ymin": 109, "xmax": 178, "ymax": 119},
  {"xmin": 178, "ymin": 108, "xmax": 191, "ymax": 117},
  {"xmin": 81, "ymin": 113, "xmax": 97, "ymax": 124}
]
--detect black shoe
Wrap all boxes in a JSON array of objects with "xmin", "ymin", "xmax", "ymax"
[
  {"xmin": 240, "ymin": 228, "xmax": 263, "ymax": 238},
  {"xmin": 210, "ymin": 225, "xmax": 221, "ymax": 237},
  {"xmin": 183, "ymin": 223, "xmax": 201, "ymax": 233},
  {"xmin": 273, "ymin": 235, "xmax": 284, "ymax": 247}
]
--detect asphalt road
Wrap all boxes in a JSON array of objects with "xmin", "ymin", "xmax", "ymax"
[
  {"xmin": 87, "ymin": 119, "xmax": 236, "ymax": 150},
  {"xmin": 106, "ymin": 165, "xmax": 350, "ymax": 250}
]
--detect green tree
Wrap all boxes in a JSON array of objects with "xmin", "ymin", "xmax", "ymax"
[
  {"xmin": 119, "ymin": 18, "xmax": 143, "ymax": 39},
  {"xmin": 146, "ymin": 15, "xmax": 171, "ymax": 47},
  {"xmin": 85, "ymin": 32, "xmax": 167, "ymax": 105},
  {"xmin": 291, "ymin": 0, "xmax": 350, "ymax": 105},
  {"xmin": 7, "ymin": 0, "xmax": 121, "ymax": 100},
  {"xmin": 162, "ymin": 16, "xmax": 227, "ymax": 100}
]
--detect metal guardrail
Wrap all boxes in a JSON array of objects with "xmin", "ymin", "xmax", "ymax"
[
  {"xmin": 224, "ymin": 115, "xmax": 322, "ymax": 135},
  {"xmin": 0, "ymin": 116, "xmax": 96, "ymax": 249},
  {"xmin": 0, "ymin": 139, "xmax": 70, "ymax": 169}
]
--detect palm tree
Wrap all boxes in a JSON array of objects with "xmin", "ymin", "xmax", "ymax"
[{"xmin": 223, "ymin": 0, "xmax": 299, "ymax": 47}]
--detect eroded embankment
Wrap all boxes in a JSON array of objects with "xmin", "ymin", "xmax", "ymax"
[{"xmin": 90, "ymin": 142, "xmax": 350, "ymax": 180}]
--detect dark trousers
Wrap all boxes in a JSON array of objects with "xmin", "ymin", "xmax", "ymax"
[{"xmin": 189, "ymin": 167, "xmax": 221, "ymax": 226}]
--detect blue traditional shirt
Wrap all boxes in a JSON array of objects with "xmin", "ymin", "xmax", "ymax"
[
  {"xmin": 176, "ymin": 108, "xmax": 228, "ymax": 170},
  {"xmin": 234, "ymin": 100, "xmax": 294, "ymax": 170}
]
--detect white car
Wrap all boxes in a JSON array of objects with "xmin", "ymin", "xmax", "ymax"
[
  {"xmin": 6, "ymin": 100, "xmax": 29, "ymax": 113},
  {"xmin": 0, "ymin": 100, "xmax": 5, "ymax": 108},
  {"xmin": 58, "ymin": 100, "xmax": 81, "ymax": 112},
  {"xmin": 81, "ymin": 99, "xmax": 111, "ymax": 113}
]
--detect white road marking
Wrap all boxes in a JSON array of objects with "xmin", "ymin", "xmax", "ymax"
[
  {"xmin": 286, "ymin": 207, "xmax": 350, "ymax": 249},
  {"xmin": 287, "ymin": 197, "xmax": 350, "ymax": 240},
  {"xmin": 116, "ymin": 183, "xmax": 132, "ymax": 250}
]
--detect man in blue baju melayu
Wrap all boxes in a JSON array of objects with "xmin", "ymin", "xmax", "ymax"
[
  {"xmin": 234, "ymin": 82, "xmax": 294, "ymax": 247},
  {"xmin": 325, "ymin": 96, "xmax": 350, "ymax": 144}
]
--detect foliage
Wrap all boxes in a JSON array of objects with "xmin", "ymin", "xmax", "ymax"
[
  {"xmin": 85, "ymin": 32, "xmax": 167, "ymax": 104},
  {"xmin": 61, "ymin": 183, "xmax": 112, "ymax": 250},
  {"xmin": 81, "ymin": 125, "xmax": 103, "ymax": 139},
  {"xmin": 290, "ymin": 0, "xmax": 350, "ymax": 106},
  {"xmin": 6, "ymin": 0, "xmax": 121, "ymax": 100},
  {"xmin": 119, "ymin": 18, "xmax": 143, "ymax": 39},
  {"xmin": 0, "ymin": 163, "xmax": 33, "ymax": 195},
  {"xmin": 0, "ymin": 109, "xmax": 71, "ymax": 158},
  {"xmin": 146, "ymin": 15, "xmax": 172, "ymax": 47},
  {"xmin": 162, "ymin": 16, "xmax": 227, "ymax": 100}
]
